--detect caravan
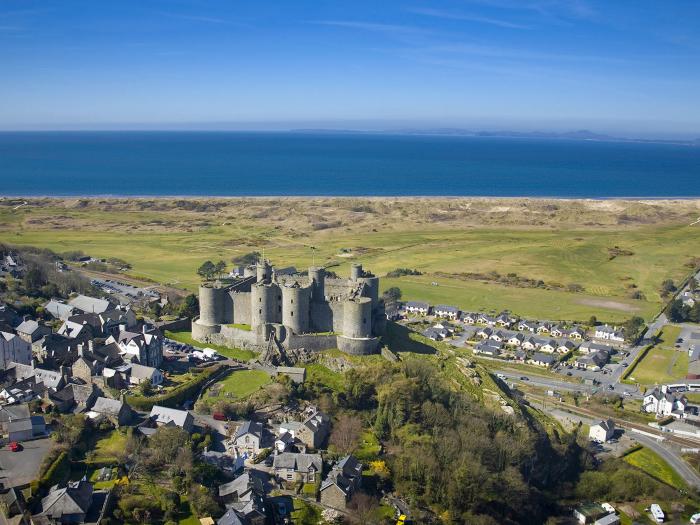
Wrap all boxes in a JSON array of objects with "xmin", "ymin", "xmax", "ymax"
[{"xmin": 649, "ymin": 504, "xmax": 664, "ymax": 523}]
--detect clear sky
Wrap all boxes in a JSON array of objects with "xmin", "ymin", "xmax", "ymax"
[{"xmin": 1, "ymin": 0, "xmax": 699, "ymax": 137}]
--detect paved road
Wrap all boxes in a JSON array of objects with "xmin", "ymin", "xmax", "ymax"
[{"xmin": 633, "ymin": 432, "xmax": 700, "ymax": 488}]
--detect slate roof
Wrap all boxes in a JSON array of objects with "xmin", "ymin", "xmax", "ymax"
[
  {"xmin": 68, "ymin": 295, "xmax": 113, "ymax": 314},
  {"xmin": 39, "ymin": 480, "xmax": 93, "ymax": 520},
  {"xmin": 44, "ymin": 300, "xmax": 76, "ymax": 320},
  {"xmin": 149, "ymin": 405, "xmax": 191, "ymax": 428},
  {"xmin": 273, "ymin": 452, "xmax": 322, "ymax": 472},
  {"xmin": 218, "ymin": 471, "xmax": 263, "ymax": 498},
  {"xmin": 16, "ymin": 319, "xmax": 40, "ymax": 335},
  {"xmin": 235, "ymin": 420, "xmax": 263, "ymax": 440},
  {"xmin": 217, "ymin": 508, "xmax": 246, "ymax": 525},
  {"xmin": 130, "ymin": 363, "xmax": 158, "ymax": 380},
  {"xmin": 531, "ymin": 352, "xmax": 556, "ymax": 365},
  {"xmin": 91, "ymin": 397, "xmax": 125, "ymax": 417}
]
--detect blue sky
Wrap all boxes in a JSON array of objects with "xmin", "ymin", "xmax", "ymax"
[{"xmin": 1, "ymin": 0, "xmax": 699, "ymax": 136}]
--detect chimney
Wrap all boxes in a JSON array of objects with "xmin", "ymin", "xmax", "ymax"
[
  {"xmin": 119, "ymin": 323, "xmax": 126, "ymax": 332},
  {"xmin": 78, "ymin": 343, "xmax": 84, "ymax": 357},
  {"xmin": 88, "ymin": 339, "xmax": 94, "ymax": 351}
]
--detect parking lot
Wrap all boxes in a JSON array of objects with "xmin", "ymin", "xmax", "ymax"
[
  {"xmin": 0, "ymin": 436, "xmax": 52, "ymax": 488},
  {"xmin": 91, "ymin": 277, "xmax": 159, "ymax": 303}
]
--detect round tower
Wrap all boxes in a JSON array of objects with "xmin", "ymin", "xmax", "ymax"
[
  {"xmin": 309, "ymin": 266, "xmax": 325, "ymax": 302},
  {"xmin": 357, "ymin": 276, "xmax": 380, "ymax": 310},
  {"xmin": 256, "ymin": 260, "xmax": 272, "ymax": 283},
  {"xmin": 199, "ymin": 284, "xmax": 223, "ymax": 326},
  {"xmin": 251, "ymin": 283, "xmax": 277, "ymax": 328},
  {"xmin": 350, "ymin": 263, "xmax": 363, "ymax": 281},
  {"xmin": 282, "ymin": 285, "xmax": 310, "ymax": 334},
  {"xmin": 343, "ymin": 297, "xmax": 372, "ymax": 338},
  {"xmin": 243, "ymin": 265, "xmax": 256, "ymax": 278}
]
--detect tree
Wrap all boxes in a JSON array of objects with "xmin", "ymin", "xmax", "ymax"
[
  {"xmin": 178, "ymin": 294, "xmax": 199, "ymax": 319},
  {"xmin": 349, "ymin": 492, "xmax": 380, "ymax": 525},
  {"xmin": 621, "ymin": 316, "xmax": 645, "ymax": 343},
  {"xmin": 690, "ymin": 277, "xmax": 700, "ymax": 291},
  {"xmin": 23, "ymin": 266, "xmax": 46, "ymax": 295},
  {"xmin": 666, "ymin": 299, "xmax": 689, "ymax": 323},
  {"xmin": 214, "ymin": 260, "xmax": 227, "ymax": 277},
  {"xmin": 382, "ymin": 286, "xmax": 402, "ymax": 303},
  {"xmin": 197, "ymin": 260, "xmax": 216, "ymax": 280},
  {"xmin": 139, "ymin": 379, "xmax": 154, "ymax": 396},
  {"xmin": 660, "ymin": 279, "xmax": 677, "ymax": 297},
  {"xmin": 231, "ymin": 251, "xmax": 261, "ymax": 265},
  {"xmin": 329, "ymin": 413, "xmax": 362, "ymax": 455},
  {"xmin": 588, "ymin": 315, "xmax": 598, "ymax": 327}
]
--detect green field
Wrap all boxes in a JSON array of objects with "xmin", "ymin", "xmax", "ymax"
[
  {"xmin": 164, "ymin": 330, "xmax": 256, "ymax": 361},
  {"xmin": 206, "ymin": 369, "xmax": 271, "ymax": 399},
  {"xmin": 623, "ymin": 446, "xmax": 688, "ymax": 488},
  {"xmin": 626, "ymin": 325, "xmax": 687, "ymax": 386},
  {"xmin": 2, "ymin": 199, "xmax": 699, "ymax": 322},
  {"xmin": 91, "ymin": 430, "xmax": 128, "ymax": 463}
]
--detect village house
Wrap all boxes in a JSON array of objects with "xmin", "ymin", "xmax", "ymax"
[
  {"xmin": 557, "ymin": 340, "xmax": 577, "ymax": 354},
  {"xmin": 0, "ymin": 330, "xmax": 32, "ymax": 370},
  {"xmin": 506, "ymin": 332, "xmax": 525, "ymax": 346},
  {"xmin": 539, "ymin": 339, "xmax": 558, "ymax": 353},
  {"xmin": 473, "ymin": 340, "xmax": 502, "ymax": 357},
  {"xmin": 521, "ymin": 337, "xmax": 545, "ymax": 351},
  {"xmin": 33, "ymin": 333, "xmax": 80, "ymax": 367},
  {"xmin": 579, "ymin": 341, "xmax": 613, "ymax": 355},
  {"xmin": 233, "ymin": 420, "xmax": 263, "ymax": 455},
  {"xmin": 404, "ymin": 301, "xmax": 430, "ymax": 315},
  {"xmin": 490, "ymin": 330, "xmax": 508, "ymax": 343},
  {"xmin": 107, "ymin": 326, "xmax": 163, "ymax": 368},
  {"xmin": 643, "ymin": 386, "xmax": 688, "ymax": 419},
  {"xmin": 148, "ymin": 405, "xmax": 194, "ymax": 432},
  {"xmin": 589, "ymin": 419, "xmax": 615, "ymax": 443},
  {"xmin": 461, "ymin": 312, "xmax": 477, "ymax": 324},
  {"xmin": 477, "ymin": 327, "xmax": 493, "ymax": 339},
  {"xmin": 594, "ymin": 324, "xmax": 625, "ymax": 343},
  {"xmin": 217, "ymin": 471, "xmax": 267, "ymax": 525},
  {"xmin": 320, "ymin": 455, "xmax": 363, "ymax": 510},
  {"xmin": 477, "ymin": 314, "xmax": 496, "ymax": 326},
  {"xmin": 536, "ymin": 322, "xmax": 553, "ymax": 335},
  {"xmin": 47, "ymin": 382, "xmax": 98, "ymax": 413},
  {"xmin": 433, "ymin": 305, "xmax": 460, "ymax": 320},
  {"xmin": 34, "ymin": 479, "xmax": 109, "ymax": 525},
  {"xmin": 517, "ymin": 320, "xmax": 537, "ymax": 332},
  {"xmin": 56, "ymin": 320, "xmax": 94, "ymax": 343},
  {"xmin": 272, "ymin": 452, "xmax": 322, "ymax": 484},
  {"xmin": 68, "ymin": 294, "xmax": 115, "ymax": 315},
  {"xmin": 128, "ymin": 363, "xmax": 163, "ymax": 387},
  {"xmin": 88, "ymin": 396, "xmax": 132, "ymax": 426},
  {"xmin": 529, "ymin": 352, "xmax": 557, "ymax": 368},
  {"xmin": 575, "ymin": 350, "xmax": 610, "ymax": 371},
  {"xmin": 15, "ymin": 318, "xmax": 51, "ymax": 343},
  {"xmin": 0, "ymin": 404, "xmax": 45, "ymax": 442},
  {"xmin": 44, "ymin": 299, "xmax": 77, "ymax": 321},
  {"xmin": 296, "ymin": 407, "xmax": 330, "ymax": 450}
]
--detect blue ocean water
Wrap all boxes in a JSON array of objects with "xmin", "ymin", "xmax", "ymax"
[{"xmin": 0, "ymin": 131, "xmax": 698, "ymax": 197}]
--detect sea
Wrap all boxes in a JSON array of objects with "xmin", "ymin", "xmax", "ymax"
[{"xmin": 1, "ymin": 131, "xmax": 698, "ymax": 197}]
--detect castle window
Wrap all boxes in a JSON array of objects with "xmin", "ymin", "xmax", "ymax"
[
  {"xmin": 259, "ymin": 309, "xmax": 262, "ymax": 314},
  {"xmin": 278, "ymin": 306, "xmax": 282, "ymax": 312},
  {"xmin": 363, "ymin": 317, "xmax": 367, "ymax": 324},
  {"xmin": 291, "ymin": 299, "xmax": 294, "ymax": 304},
  {"xmin": 259, "ymin": 297, "xmax": 262, "ymax": 303},
  {"xmin": 291, "ymin": 311, "xmax": 294, "ymax": 317}
]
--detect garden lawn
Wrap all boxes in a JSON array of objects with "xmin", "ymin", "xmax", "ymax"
[
  {"xmin": 165, "ymin": 330, "xmax": 256, "ymax": 361},
  {"xmin": 626, "ymin": 326, "xmax": 687, "ymax": 386},
  {"xmin": 623, "ymin": 446, "xmax": 687, "ymax": 489},
  {"xmin": 91, "ymin": 430, "xmax": 128, "ymax": 463},
  {"xmin": 303, "ymin": 363, "xmax": 344, "ymax": 392},
  {"xmin": 209, "ymin": 369, "xmax": 271, "ymax": 399}
]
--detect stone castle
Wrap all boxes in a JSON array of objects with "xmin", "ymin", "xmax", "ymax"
[{"xmin": 192, "ymin": 261, "xmax": 385, "ymax": 356}]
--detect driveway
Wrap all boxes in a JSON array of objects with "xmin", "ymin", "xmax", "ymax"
[{"xmin": 0, "ymin": 436, "xmax": 52, "ymax": 488}]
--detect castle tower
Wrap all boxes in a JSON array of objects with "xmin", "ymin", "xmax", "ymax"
[
  {"xmin": 309, "ymin": 266, "xmax": 325, "ymax": 302},
  {"xmin": 343, "ymin": 297, "xmax": 373, "ymax": 338},
  {"xmin": 350, "ymin": 263, "xmax": 363, "ymax": 281},
  {"xmin": 256, "ymin": 259, "xmax": 272, "ymax": 283},
  {"xmin": 282, "ymin": 284, "xmax": 310, "ymax": 334},
  {"xmin": 199, "ymin": 284, "xmax": 224, "ymax": 326},
  {"xmin": 251, "ymin": 282, "xmax": 280, "ymax": 328}
]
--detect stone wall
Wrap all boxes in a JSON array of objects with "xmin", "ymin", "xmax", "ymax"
[
  {"xmin": 337, "ymin": 335, "xmax": 380, "ymax": 355},
  {"xmin": 232, "ymin": 292, "xmax": 252, "ymax": 325},
  {"xmin": 284, "ymin": 333, "xmax": 339, "ymax": 353}
]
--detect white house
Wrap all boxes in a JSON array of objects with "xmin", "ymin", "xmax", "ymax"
[
  {"xmin": 589, "ymin": 419, "xmax": 615, "ymax": 443},
  {"xmin": 643, "ymin": 387, "xmax": 687, "ymax": 418},
  {"xmin": 529, "ymin": 352, "xmax": 556, "ymax": 368},
  {"xmin": 557, "ymin": 341, "xmax": 577, "ymax": 354},
  {"xmin": 477, "ymin": 327, "xmax": 493, "ymax": 339},
  {"xmin": 433, "ymin": 305, "xmax": 460, "ymax": 320},
  {"xmin": 539, "ymin": 340, "xmax": 558, "ymax": 353},
  {"xmin": 594, "ymin": 325, "xmax": 625, "ymax": 343},
  {"xmin": 517, "ymin": 320, "xmax": 537, "ymax": 332},
  {"xmin": 404, "ymin": 301, "xmax": 430, "ymax": 315},
  {"xmin": 507, "ymin": 333, "xmax": 525, "ymax": 346}
]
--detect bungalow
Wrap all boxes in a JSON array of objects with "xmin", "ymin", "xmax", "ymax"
[
  {"xmin": 461, "ymin": 312, "xmax": 477, "ymax": 324},
  {"xmin": 477, "ymin": 314, "xmax": 496, "ymax": 326},
  {"xmin": 476, "ymin": 327, "xmax": 493, "ymax": 339},
  {"xmin": 589, "ymin": 419, "xmax": 615, "ymax": 443},
  {"xmin": 422, "ymin": 328, "xmax": 443, "ymax": 341},
  {"xmin": 579, "ymin": 341, "xmax": 613, "ymax": 355},
  {"xmin": 643, "ymin": 387, "xmax": 688, "ymax": 419},
  {"xmin": 128, "ymin": 363, "xmax": 163, "ymax": 387},
  {"xmin": 569, "ymin": 327, "xmax": 586, "ymax": 340},
  {"xmin": 575, "ymin": 350, "xmax": 609, "ymax": 371},
  {"xmin": 557, "ymin": 340, "xmax": 577, "ymax": 354},
  {"xmin": 507, "ymin": 333, "xmax": 525, "ymax": 346},
  {"xmin": 521, "ymin": 337, "xmax": 545, "ymax": 351},
  {"xmin": 594, "ymin": 325, "xmax": 625, "ymax": 343},
  {"xmin": 495, "ymin": 313, "xmax": 514, "ymax": 327},
  {"xmin": 273, "ymin": 452, "xmax": 322, "ymax": 484},
  {"xmin": 536, "ymin": 323, "xmax": 552, "ymax": 335},
  {"xmin": 233, "ymin": 420, "xmax": 263, "ymax": 455},
  {"xmin": 550, "ymin": 325, "xmax": 566, "ymax": 338},
  {"xmin": 404, "ymin": 301, "xmax": 430, "ymax": 315},
  {"xmin": 320, "ymin": 455, "xmax": 363, "ymax": 510},
  {"xmin": 517, "ymin": 320, "xmax": 537, "ymax": 332},
  {"xmin": 434, "ymin": 305, "xmax": 460, "ymax": 320},
  {"xmin": 529, "ymin": 352, "xmax": 556, "ymax": 368},
  {"xmin": 473, "ymin": 340, "xmax": 502, "ymax": 357},
  {"xmin": 490, "ymin": 330, "xmax": 507, "ymax": 343},
  {"xmin": 149, "ymin": 405, "xmax": 194, "ymax": 432},
  {"xmin": 539, "ymin": 339, "xmax": 558, "ymax": 353}
]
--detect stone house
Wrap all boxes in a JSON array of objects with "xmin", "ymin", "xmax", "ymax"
[
  {"xmin": 233, "ymin": 420, "xmax": 263, "ymax": 455},
  {"xmin": 320, "ymin": 455, "xmax": 363, "ymax": 510},
  {"xmin": 296, "ymin": 408, "xmax": 330, "ymax": 450},
  {"xmin": 89, "ymin": 396, "xmax": 132, "ymax": 426},
  {"xmin": 272, "ymin": 452, "xmax": 322, "ymax": 484},
  {"xmin": 589, "ymin": 419, "xmax": 615, "ymax": 443}
]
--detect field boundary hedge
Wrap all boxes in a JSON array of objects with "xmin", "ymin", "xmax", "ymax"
[{"xmin": 126, "ymin": 364, "xmax": 223, "ymax": 410}]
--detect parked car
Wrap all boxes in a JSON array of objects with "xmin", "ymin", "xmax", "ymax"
[
  {"xmin": 520, "ymin": 376, "xmax": 529, "ymax": 381},
  {"xmin": 213, "ymin": 412, "xmax": 227, "ymax": 421},
  {"xmin": 8, "ymin": 441, "xmax": 22, "ymax": 452}
]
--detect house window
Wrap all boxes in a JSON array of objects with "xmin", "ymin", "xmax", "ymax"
[
  {"xmin": 308, "ymin": 473, "xmax": 315, "ymax": 482},
  {"xmin": 287, "ymin": 473, "xmax": 293, "ymax": 480}
]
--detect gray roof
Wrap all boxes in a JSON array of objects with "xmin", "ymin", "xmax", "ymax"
[
  {"xmin": 434, "ymin": 305, "xmax": 459, "ymax": 313},
  {"xmin": 235, "ymin": 420, "xmax": 263, "ymax": 440},
  {"xmin": 16, "ymin": 319, "xmax": 40, "ymax": 335},
  {"xmin": 8, "ymin": 418, "xmax": 33, "ymax": 433},
  {"xmin": 149, "ymin": 405, "xmax": 191, "ymax": 428},
  {"xmin": 68, "ymin": 295, "xmax": 113, "ymax": 314},
  {"xmin": 44, "ymin": 300, "xmax": 76, "ymax": 320},
  {"xmin": 405, "ymin": 301, "xmax": 429, "ymax": 309},
  {"xmin": 92, "ymin": 397, "xmax": 125, "ymax": 417},
  {"xmin": 218, "ymin": 471, "xmax": 263, "ymax": 498},
  {"xmin": 39, "ymin": 480, "xmax": 93, "ymax": 519},
  {"xmin": 0, "ymin": 403, "xmax": 31, "ymax": 423},
  {"xmin": 532, "ymin": 352, "xmax": 556, "ymax": 364},
  {"xmin": 273, "ymin": 452, "xmax": 322, "ymax": 472},
  {"xmin": 130, "ymin": 363, "xmax": 158, "ymax": 379},
  {"xmin": 217, "ymin": 508, "xmax": 245, "ymax": 525}
]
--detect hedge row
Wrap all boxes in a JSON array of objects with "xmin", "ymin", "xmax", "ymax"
[
  {"xmin": 126, "ymin": 364, "xmax": 223, "ymax": 411},
  {"xmin": 39, "ymin": 451, "xmax": 70, "ymax": 489},
  {"xmin": 621, "ymin": 444, "xmax": 643, "ymax": 457}
]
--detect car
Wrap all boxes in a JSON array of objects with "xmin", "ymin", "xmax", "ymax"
[
  {"xmin": 622, "ymin": 363, "xmax": 629, "ymax": 367},
  {"xmin": 212, "ymin": 412, "xmax": 226, "ymax": 421},
  {"xmin": 519, "ymin": 376, "xmax": 529, "ymax": 381},
  {"xmin": 8, "ymin": 441, "xmax": 22, "ymax": 452},
  {"xmin": 607, "ymin": 384, "xmax": 614, "ymax": 390},
  {"xmin": 566, "ymin": 372, "xmax": 573, "ymax": 376}
]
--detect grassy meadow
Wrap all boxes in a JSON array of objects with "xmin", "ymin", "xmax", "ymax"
[
  {"xmin": 626, "ymin": 325, "xmax": 687, "ymax": 386},
  {"xmin": 2, "ymin": 198, "xmax": 700, "ymax": 322}
]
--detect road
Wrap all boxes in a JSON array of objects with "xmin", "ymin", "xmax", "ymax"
[{"xmin": 633, "ymin": 432, "xmax": 700, "ymax": 488}]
